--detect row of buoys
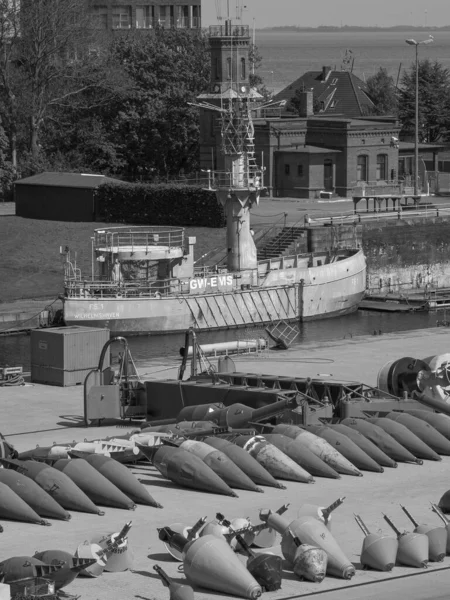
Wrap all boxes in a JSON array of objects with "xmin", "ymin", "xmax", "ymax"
[
  {"xmin": 0, "ymin": 521, "xmax": 133, "ymax": 596},
  {"xmin": 0, "ymin": 455, "xmax": 160, "ymax": 526}
]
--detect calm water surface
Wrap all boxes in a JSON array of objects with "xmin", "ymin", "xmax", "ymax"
[
  {"xmin": 256, "ymin": 30, "xmax": 450, "ymax": 92},
  {"xmin": 1, "ymin": 310, "xmax": 448, "ymax": 372}
]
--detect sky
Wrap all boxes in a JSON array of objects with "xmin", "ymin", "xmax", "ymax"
[{"xmin": 202, "ymin": 0, "xmax": 450, "ymax": 28}]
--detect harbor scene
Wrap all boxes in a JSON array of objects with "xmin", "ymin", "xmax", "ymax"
[{"xmin": 2, "ymin": 0, "xmax": 450, "ymax": 599}]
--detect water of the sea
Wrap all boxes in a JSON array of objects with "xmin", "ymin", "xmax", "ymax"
[
  {"xmin": 1, "ymin": 310, "xmax": 448, "ymax": 373},
  {"xmin": 256, "ymin": 30, "xmax": 450, "ymax": 93}
]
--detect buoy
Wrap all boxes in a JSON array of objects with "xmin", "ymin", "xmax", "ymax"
[
  {"xmin": 384, "ymin": 412, "xmax": 450, "ymax": 455},
  {"xmin": 383, "ymin": 514, "xmax": 429, "ymax": 568},
  {"xmin": 79, "ymin": 454, "xmax": 162, "ymax": 508},
  {"xmin": 91, "ymin": 522, "xmax": 134, "ymax": 572},
  {"xmin": 259, "ymin": 506, "xmax": 355, "ymax": 579},
  {"xmin": 18, "ymin": 445, "xmax": 71, "ymax": 462},
  {"xmin": 0, "ymin": 458, "xmax": 103, "ymax": 514},
  {"xmin": 297, "ymin": 497, "xmax": 345, "ymax": 531},
  {"xmin": 75, "ymin": 524, "xmax": 131, "ymax": 578},
  {"xmin": 154, "ymin": 564, "xmax": 195, "ymax": 600},
  {"xmin": 158, "ymin": 527, "xmax": 262, "ymax": 598},
  {"xmin": 178, "ymin": 439, "xmax": 258, "ymax": 492},
  {"xmin": 233, "ymin": 533, "xmax": 283, "ymax": 591},
  {"xmin": 272, "ymin": 424, "xmax": 361, "ymax": 476},
  {"xmin": 163, "ymin": 517, "xmax": 207, "ymax": 561},
  {"xmin": 0, "ymin": 557, "xmax": 63, "ymax": 583},
  {"xmin": 53, "ymin": 459, "xmax": 136, "ymax": 510},
  {"xmin": 368, "ymin": 417, "xmax": 441, "ymax": 461},
  {"xmin": 355, "ymin": 514, "xmax": 398, "ymax": 571},
  {"xmin": 0, "ymin": 469, "xmax": 70, "ymax": 521},
  {"xmin": 202, "ymin": 436, "xmax": 278, "ymax": 489},
  {"xmin": 137, "ymin": 444, "xmax": 237, "ymax": 497},
  {"xmin": 304, "ymin": 424, "xmax": 381, "ymax": 472},
  {"xmin": 34, "ymin": 550, "xmax": 97, "ymax": 589},
  {"xmin": 288, "ymin": 530, "xmax": 327, "ymax": 582},
  {"xmin": 0, "ymin": 482, "xmax": 50, "ymax": 526},
  {"xmin": 263, "ymin": 433, "xmax": 340, "ymax": 479},
  {"xmin": 226, "ymin": 435, "xmax": 314, "ymax": 483},
  {"xmin": 340, "ymin": 419, "xmax": 422, "ymax": 464},
  {"xmin": 401, "ymin": 505, "xmax": 446, "ymax": 562},
  {"xmin": 430, "ymin": 503, "xmax": 450, "ymax": 553},
  {"xmin": 330, "ymin": 423, "xmax": 397, "ymax": 468}
]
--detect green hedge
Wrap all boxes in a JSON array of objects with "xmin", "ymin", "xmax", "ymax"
[{"xmin": 96, "ymin": 182, "xmax": 226, "ymax": 228}]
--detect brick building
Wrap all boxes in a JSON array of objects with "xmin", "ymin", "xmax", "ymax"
[{"xmin": 88, "ymin": 1, "xmax": 201, "ymax": 30}]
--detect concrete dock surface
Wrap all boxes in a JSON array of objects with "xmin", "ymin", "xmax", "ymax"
[{"xmin": 1, "ymin": 327, "xmax": 450, "ymax": 599}]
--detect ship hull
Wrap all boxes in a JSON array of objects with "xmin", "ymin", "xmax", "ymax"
[{"xmin": 63, "ymin": 250, "xmax": 366, "ymax": 335}]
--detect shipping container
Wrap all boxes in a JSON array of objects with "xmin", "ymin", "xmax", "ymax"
[{"xmin": 31, "ymin": 326, "xmax": 110, "ymax": 386}]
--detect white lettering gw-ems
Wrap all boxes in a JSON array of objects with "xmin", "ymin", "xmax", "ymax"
[{"xmin": 190, "ymin": 275, "xmax": 233, "ymax": 290}]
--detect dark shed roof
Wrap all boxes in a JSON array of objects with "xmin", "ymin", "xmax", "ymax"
[{"xmin": 15, "ymin": 172, "xmax": 123, "ymax": 189}]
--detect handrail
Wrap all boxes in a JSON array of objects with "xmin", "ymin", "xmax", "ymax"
[{"xmin": 254, "ymin": 213, "xmax": 289, "ymax": 254}]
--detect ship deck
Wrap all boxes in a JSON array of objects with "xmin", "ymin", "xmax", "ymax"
[{"xmin": 2, "ymin": 327, "xmax": 450, "ymax": 599}]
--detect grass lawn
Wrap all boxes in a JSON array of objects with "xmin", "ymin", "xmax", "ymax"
[{"xmin": 0, "ymin": 216, "xmax": 227, "ymax": 303}]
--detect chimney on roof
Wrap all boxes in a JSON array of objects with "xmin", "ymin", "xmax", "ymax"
[
  {"xmin": 322, "ymin": 66, "xmax": 332, "ymax": 82},
  {"xmin": 296, "ymin": 89, "xmax": 314, "ymax": 118}
]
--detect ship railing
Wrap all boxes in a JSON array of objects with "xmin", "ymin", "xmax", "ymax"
[
  {"xmin": 204, "ymin": 169, "xmax": 265, "ymax": 191},
  {"xmin": 63, "ymin": 277, "xmax": 189, "ymax": 298},
  {"xmin": 209, "ymin": 24, "xmax": 249, "ymax": 37},
  {"xmin": 94, "ymin": 226, "xmax": 184, "ymax": 253}
]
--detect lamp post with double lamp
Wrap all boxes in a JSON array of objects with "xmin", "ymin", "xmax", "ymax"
[{"xmin": 405, "ymin": 36, "xmax": 433, "ymax": 196}]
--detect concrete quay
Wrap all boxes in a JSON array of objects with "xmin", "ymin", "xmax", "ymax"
[{"xmin": 1, "ymin": 327, "xmax": 450, "ymax": 599}]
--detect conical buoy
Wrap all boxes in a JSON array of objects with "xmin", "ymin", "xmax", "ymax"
[
  {"xmin": 91, "ymin": 522, "xmax": 134, "ymax": 572},
  {"xmin": 430, "ymin": 503, "xmax": 450, "ymax": 553},
  {"xmin": 18, "ymin": 445, "xmax": 70, "ymax": 462},
  {"xmin": 203, "ymin": 436, "xmax": 279, "ymax": 489},
  {"xmin": 263, "ymin": 433, "xmax": 340, "ymax": 479},
  {"xmin": 260, "ymin": 507, "xmax": 355, "ymax": 579},
  {"xmin": 297, "ymin": 497, "xmax": 345, "ymax": 531},
  {"xmin": 369, "ymin": 418, "xmax": 441, "ymax": 461},
  {"xmin": 154, "ymin": 564, "xmax": 195, "ymax": 600},
  {"xmin": 75, "ymin": 541, "xmax": 107, "ymax": 577},
  {"xmin": 272, "ymin": 424, "xmax": 361, "ymax": 476},
  {"xmin": 0, "ymin": 557, "xmax": 60, "ymax": 583},
  {"xmin": 34, "ymin": 550, "xmax": 97, "ymax": 590},
  {"xmin": 2, "ymin": 458, "xmax": 103, "ymax": 514},
  {"xmin": 53, "ymin": 459, "xmax": 136, "ymax": 510},
  {"xmin": 0, "ymin": 469, "xmax": 70, "ymax": 521},
  {"xmin": 401, "ymin": 505, "xmax": 446, "ymax": 562},
  {"xmin": 341, "ymin": 418, "xmax": 422, "ymax": 464},
  {"xmin": 81, "ymin": 454, "xmax": 162, "ymax": 508},
  {"xmin": 0, "ymin": 482, "xmax": 50, "ymax": 526},
  {"xmin": 385, "ymin": 412, "xmax": 450, "ymax": 455},
  {"xmin": 304, "ymin": 424, "xmax": 381, "ymax": 472},
  {"xmin": 234, "ymin": 534, "xmax": 283, "ymax": 592},
  {"xmin": 355, "ymin": 514, "xmax": 398, "ymax": 571},
  {"xmin": 179, "ymin": 439, "xmax": 259, "ymax": 492},
  {"xmin": 137, "ymin": 444, "xmax": 237, "ymax": 497},
  {"xmin": 164, "ymin": 517, "xmax": 207, "ymax": 561},
  {"xmin": 228, "ymin": 435, "xmax": 314, "ymax": 483},
  {"xmin": 158, "ymin": 527, "xmax": 262, "ymax": 598},
  {"xmin": 289, "ymin": 531, "xmax": 327, "ymax": 582},
  {"xmin": 331, "ymin": 423, "xmax": 398, "ymax": 468},
  {"xmin": 383, "ymin": 514, "xmax": 429, "ymax": 568}
]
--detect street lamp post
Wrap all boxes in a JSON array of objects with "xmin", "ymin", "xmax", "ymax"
[{"xmin": 405, "ymin": 36, "xmax": 433, "ymax": 196}]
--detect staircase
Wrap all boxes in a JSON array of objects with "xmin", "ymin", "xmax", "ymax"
[{"xmin": 257, "ymin": 226, "xmax": 307, "ymax": 260}]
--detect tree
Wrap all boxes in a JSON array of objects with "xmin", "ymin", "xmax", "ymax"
[
  {"xmin": 249, "ymin": 44, "xmax": 272, "ymax": 100},
  {"xmin": 0, "ymin": 121, "xmax": 14, "ymax": 198},
  {"xmin": 398, "ymin": 59, "xmax": 450, "ymax": 143},
  {"xmin": 365, "ymin": 67, "xmax": 398, "ymax": 115}
]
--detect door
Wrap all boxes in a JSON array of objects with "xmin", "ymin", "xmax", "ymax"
[{"xmin": 324, "ymin": 159, "xmax": 333, "ymax": 191}]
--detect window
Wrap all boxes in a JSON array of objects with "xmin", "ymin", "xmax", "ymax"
[
  {"xmin": 177, "ymin": 5, "xmax": 189, "ymax": 28},
  {"xmin": 215, "ymin": 58, "xmax": 221, "ymax": 81},
  {"xmin": 192, "ymin": 5, "xmax": 201, "ymax": 28},
  {"xmin": 226, "ymin": 57, "xmax": 232, "ymax": 80},
  {"xmin": 136, "ymin": 6, "xmax": 153, "ymax": 29},
  {"xmin": 297, "ymin": 164, "xmax": 304, "ymax": 177},
  {"xmin": 357, "ymin": 155, "xmax": 368, "ymax": 182},
  {"xmin": 158, "ymin": 5, "xmax": 174, "ymax": 28},
  {"xmin": 112, "ymin": 5, "xmax": 131, "ymax": 29},
  {"xmin": 90, "ymin": 5, "xmax": 108, "ymax": 29},
  {"xmin": 240, "ymin": 57, "xmax": 246, "ymax": 80},
  {"xmin": 376, "ymin": 154, "xmax": 388, "ymax": 181},
  {"xmin": 285, "ymin": 164, "xmax": 290, "ymax": 175}
]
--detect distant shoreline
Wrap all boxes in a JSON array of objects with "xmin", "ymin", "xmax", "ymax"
[{"xmin": 261, "ymin": 25, "xmax": 450, "ymax": 33}]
